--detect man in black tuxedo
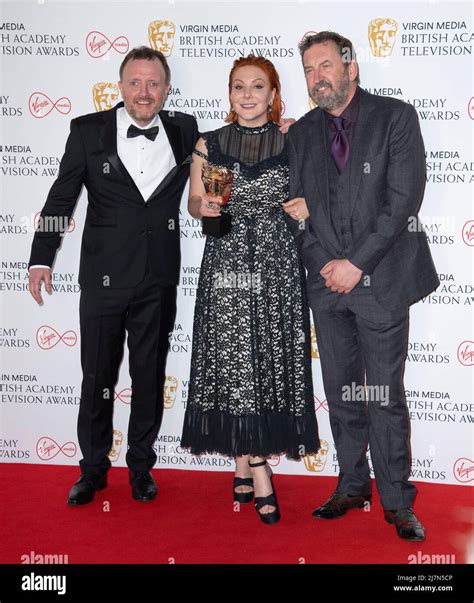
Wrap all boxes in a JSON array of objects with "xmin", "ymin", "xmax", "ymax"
[
  {"xmin": 284, "ymin": 32, "xmax": 439, "ymax": 540},
  {"xmin": 28, "ymin": 47, "xmax": 198, "ymax": 505}
]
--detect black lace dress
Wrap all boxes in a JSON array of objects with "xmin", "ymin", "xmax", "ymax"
[{"xmin": 180, "ymin": 121, "xmax": 319, "ymax": 459}]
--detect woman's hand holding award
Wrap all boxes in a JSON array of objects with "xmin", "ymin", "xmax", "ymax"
[{"xmin": 201, "ymin": 163, "xmax": 233, "ymax": 238}]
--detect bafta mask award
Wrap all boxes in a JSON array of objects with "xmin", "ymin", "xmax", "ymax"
[{"xmin": 201, "ymin": 163, "xmax": 233, "ymax": 238}]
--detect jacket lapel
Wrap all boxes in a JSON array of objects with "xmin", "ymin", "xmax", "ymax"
[
  {"xmin": 348, "ymin": 88, "xmax": 376, "ymax": 217},
  {"xmin": 308, "ymin": 110, "xmax": 341, "ymax": 253},
  {"xmin": 160, "ymin": 110, "xmax": 184, "ymax": 165},
  {"xmin": 99, "ymin": 102, "xmax": 144, "ymax": 202},
  {"xmin": 309, "ymin": 110, "xmax": 329, "ymax": 214},
  {"xmin": 147, "ymin": 110, "xmax": 190, "ymax": 202}
]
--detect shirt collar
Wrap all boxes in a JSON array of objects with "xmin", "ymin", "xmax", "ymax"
[{"xmin": 117, "ymin": 107, "xmax": 162, "ymax": 135}]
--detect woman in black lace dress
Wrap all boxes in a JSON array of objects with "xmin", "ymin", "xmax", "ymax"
[{"xmin": 181, "ymin": 55, "xmax": 319, "ymax": 524}]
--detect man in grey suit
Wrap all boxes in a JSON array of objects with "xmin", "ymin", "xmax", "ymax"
[{"xmin": 284, "ymin": 32, "xmax": 439, "ymax": 541}]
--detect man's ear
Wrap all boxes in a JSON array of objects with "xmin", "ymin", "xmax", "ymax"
[
  {"xmin": 348, "ymin": 61, "xmax": 358, "ymax": 83},
  {"xmin": 118, "ymin": 81, "xmax": 123, "ymax": 98}
]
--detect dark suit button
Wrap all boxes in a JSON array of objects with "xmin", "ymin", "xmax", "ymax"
[
  {"xmin": 140, "ymin": 230, "xmax": 146, "ymax": 235},
  {"xmin": 147, "ymin": 229, "xmax": 153, "ymax": 235}
]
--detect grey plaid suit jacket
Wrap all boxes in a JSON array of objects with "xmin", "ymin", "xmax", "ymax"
[{"xmin": 287, "ymin": 87, "xmax": 439, "ymax": 310}]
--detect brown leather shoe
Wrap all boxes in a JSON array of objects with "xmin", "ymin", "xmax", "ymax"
[
  {"xmin": 312, "ymin": 491, "xmax": 371, "ymax": 519},
  {"xmin": 384, "ymin": 508, "xmax": 426, "ymax": 541}
]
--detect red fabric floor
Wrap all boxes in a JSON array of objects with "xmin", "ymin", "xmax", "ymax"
[{"xmin": 1, "ymin": 464, "xmax": 472, "ymax": 565}]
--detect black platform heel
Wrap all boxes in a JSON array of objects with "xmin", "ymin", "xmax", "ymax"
[
  {"xmin": 233, "ymin": 477, "xmax": 254, "ymax": 503},
  {"xmin": 248, "ymin": 459, "xmax": 280, "ymax": 525}
]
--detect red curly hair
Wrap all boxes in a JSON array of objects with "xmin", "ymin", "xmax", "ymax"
[{"xmin": 225, "ymin": 54, "xmax": 282, "ymax": 123}]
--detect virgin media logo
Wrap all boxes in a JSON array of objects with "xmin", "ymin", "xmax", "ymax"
[
  {"xmin": 457, "ymin": 341, "xmax": 474, "ymax": 366},
  {"xmin": 85, "ymin": 31, "xmax": 129, "ymax": 58},
  {"xmin": 301, "ymin": 30, "xmax": 318, "ymax": 42},
  {"xmin": 114, "ymin": 387, "xmax": 132, "ymax": 404},
  {"xmin": 267, "ymin": 455, "xmax": 281, "ymax": 467},
  {"xmin": 314, "ymin": 395, "xmax": 329, "ymax": 412},
  {"xmin": 453, "ymin": 458, "xmax": 474, "ymax": 483},
  {"xmin": 462, "ymin": 220, "xmax": 474, "ymax": 246},
  {"xmin": 468, "ymin": 97, "xmax": 474, "ymax": 120},
  {"xmin": 36, "ymin": 437, "xmax": 77, "ymax": 461},
  {"xmin": 28, "ymin": 93, "xmax": 71, "ymax": 118},
  {"xmin": 36, "ymin": 326, "xmax": 77, "ymax": 350}
]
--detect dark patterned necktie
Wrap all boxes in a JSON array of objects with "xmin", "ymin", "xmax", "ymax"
[
  {"xmin": 127, "ymin": 124, "xmax": 159, "ymax": 142},
  {"xmin": 329, "ymin": 117, "xmax": 349, "ymax": 173}
]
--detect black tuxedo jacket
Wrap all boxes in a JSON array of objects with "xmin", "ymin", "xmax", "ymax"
[
  {"xmin": 29, "ymin": 102, "xmax": 198, "ymax": 288},
  {"xmin": 287, "ymin": 88, "xmax": 440, "ymax": 310}
]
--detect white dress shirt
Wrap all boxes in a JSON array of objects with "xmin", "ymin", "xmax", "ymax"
[
  {"xmin": 31, "ymin": 107, "xmax": 176, "ymax": 271},
  {"xmin": 116, "ymin": 107, "xmax": 176, "ymax": 201}
]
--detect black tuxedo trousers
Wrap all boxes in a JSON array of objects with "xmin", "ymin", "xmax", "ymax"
[{"xmin": 78, "ymin": 260, "xmax": 176, "ymax": 476}]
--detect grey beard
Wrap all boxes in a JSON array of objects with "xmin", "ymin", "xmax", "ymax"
[{"xmin": 311, "ymin": 75, "xmax": 351, "ymax": 112}]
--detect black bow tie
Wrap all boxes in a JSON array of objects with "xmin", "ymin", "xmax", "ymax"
[{"xmin": 127, "ymin": 124, "xmax": 159, "ymax": 142}]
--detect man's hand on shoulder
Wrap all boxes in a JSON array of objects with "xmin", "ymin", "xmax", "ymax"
[{"xmin": 278, "ymin": 118, "xmax": 296, "ymax": 134}]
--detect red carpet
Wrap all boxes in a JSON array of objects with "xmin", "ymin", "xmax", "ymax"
[{"xmin": 1, "ymin": 464, "xmax": 472, "ymax": 565}]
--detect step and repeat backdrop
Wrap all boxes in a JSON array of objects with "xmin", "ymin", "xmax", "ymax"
[{"xmin": 0, "ymin": 0, "xmax": 472, "ymax": 486}]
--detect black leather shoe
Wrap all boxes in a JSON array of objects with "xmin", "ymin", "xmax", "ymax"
[
  {"xmin": 67, "ymin": 474, "xmax": 107, "ymax": 505},
  {"xmin": 384, "ymin": 508, "xmax": 426, "ymax": 541},
  {"xmin": 129, "ymin": 471, "xmax": 158, "ymax": 502},
  {"xmin": 312, "ymin": 491, "xmax": 371, "ymax": 519}
]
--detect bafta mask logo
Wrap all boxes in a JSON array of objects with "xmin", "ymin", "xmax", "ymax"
[
  {"xmin": 93, "ymin": 82, "xmax": 120, "ymax": 112},
  {"xmin": 164, "ymin": 375, "xmax": 178, "ymax": 409},
  {"xmin": 368, "ymin": 18, "xmax": 398, "ymax": 57},
  {"xmin": 108, "ymin": 429, "xmax": 123, "ymax": 462},
  {"xmin": 304, "ymin": 439, "xmax": 329, "ymax": 472},
  {"xmin": 310, "ymin": 324, "xmax": 319, "ymax": 359},
  {"xmin": 148, "ymin": 20, "xmax": 176, "ymax": 56}
]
